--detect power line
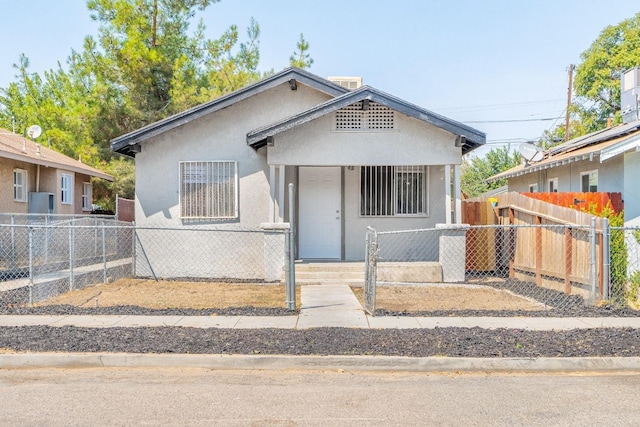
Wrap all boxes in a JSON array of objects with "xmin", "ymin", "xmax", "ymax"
[{"xmin": 463, "ymin": 117, "xmax": 559, "ymax": 124}]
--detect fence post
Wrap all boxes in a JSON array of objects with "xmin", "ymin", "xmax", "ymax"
[
  {"xmin": 285, "ymin": 183, "xmax": 296, "ymax": 311},
  {"xmin": 132, "ymin": 225, "xmax": 137, "ymax": 277},
  {"xmin": 10, "ymin": 215, "xmax": 15, "ymax": 270},
  {"xmin": 102, "ymin": 220, "xmax": 107, "ymax": 284},
  {"xmin": 28, "ymin": 227, "xmax": 33, "ymax": 306},
  {"xmin": 363, "ymin": 226, "xmax": 378, "ymax": 316},
  {"xmin": 602, "ymin": 218, "xmax": 610, "ymax": 301},
  {"xmin": 69, "ymin": 225, "xmax": 74, "ymax": 291},
  {"xmin": 589, "ymin": 217, "xmax": 597, "ymax": 304}
]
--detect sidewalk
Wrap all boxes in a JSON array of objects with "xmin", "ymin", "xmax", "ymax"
[{"xmin": 0, "ymin": 284, "xmax": 638, "ymax": 330}]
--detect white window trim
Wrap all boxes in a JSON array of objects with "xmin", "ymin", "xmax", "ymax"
[
  {"xmin": 580, "ymin": 170, "xmax": 598, "ymax": 192},
  {"xmin": 179, "ymin": 160, "xmax": 238, "ymax": 219},
  {"xmin": 359, "ymin": 165, "xmax": 429, "ymax": 217},
  {"xmin": 528, "ymin": 183, "xmax": 539, "ymax": 192},
  {"xmin": 82, "ymin": 182, "xmax": 92, "ymax": 211},
  {"xmin": 13, "ymin": 168, "xmax": 27, "ymax": 202},
  {"xmin": 548, "ymin": 177, "xmax": 558, "ymax": 193},
  {"xmin": 61, "ymin": 173, "xmax": 73, "ymax": 205}
]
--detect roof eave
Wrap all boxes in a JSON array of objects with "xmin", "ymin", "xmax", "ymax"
[
  {"xmin": 0, "ymin": 151, "xmax": 113, "ymax": 181},
  {"xmin": 110, "ymin": 68, "xmax": 349, "ymax": 156},
  {"xmin": 247, "ymin": 86, "xmax": 486, "ymax": 153}
]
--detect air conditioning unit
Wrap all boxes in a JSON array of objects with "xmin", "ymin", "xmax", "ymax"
[
  {"xmin": 621, "ymin": 67, "xmax": 640, "ymax": 123},
  {"xmin": 328, "ymin": 76, "xmax": 363, "ymax": 90}
]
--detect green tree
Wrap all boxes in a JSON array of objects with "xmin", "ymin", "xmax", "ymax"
[
  {"xmin": 544, "ymin": 12, "xmax": 640, "ymax": 141},
  {"xmin": 289, "ymin": 33, "xmax": 313, "ymax": 69},
  {"xmin": 461, "ymin": 147, "xmax": 521, "ymax": 198},
  {"xmin": 0, "ymin": 0, "xmax": 305, "ymax": 207}
]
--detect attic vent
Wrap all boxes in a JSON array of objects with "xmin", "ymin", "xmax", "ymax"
[
  {"xmin": 328, "ymin": 76, "xmax": 363, "ymax": 90},
  {"xmin": 335, "ymin": 102, "xmax": 395, "ymax": 130}
]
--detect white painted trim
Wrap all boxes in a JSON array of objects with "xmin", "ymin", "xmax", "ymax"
[
  {"xmin": 444, "ymin": 164, "xmax": 451, "ymax": 225},
  {"xmin": 278, "ymin": 165, "xmax": 285, "ymax": 222},
  {"xmin": 269, "ymin": 165, "xmax": 276, "ymax": 223},
  {"xmin": 454, "ymin": 164, "xmax": 461, "ymax": 224}
]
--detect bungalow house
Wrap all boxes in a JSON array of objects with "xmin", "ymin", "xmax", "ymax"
[
  {"xmin": 111, "ymin": 67, "xmax": 485, "ymax": 280},
  {"xmin": 488, "ymin": 121, "xmax": 640, "ymax": 226},
  {"xmin": 0, "ymin": 127, "xmax": 113, "ymax": 216}
]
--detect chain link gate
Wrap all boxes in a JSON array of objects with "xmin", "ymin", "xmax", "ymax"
[{"xmin": 363, "ymin": 226, "xmax": 378, "ymax": 315}]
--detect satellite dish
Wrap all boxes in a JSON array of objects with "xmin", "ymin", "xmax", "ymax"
[
  {"xmin": 519, "ymin": 143, "xmax": 543, "ymax": 163},
  {"xmin": 27, "ymin": 125, "xmax": 42, "ymax": 139}
]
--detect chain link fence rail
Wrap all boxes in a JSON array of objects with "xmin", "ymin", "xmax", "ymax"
[
  {"xmin": 0, "ymin": 220, "xmax": 290, "ymax": 307},
  {"xmin": 364, "ymin": 223, "xmax": 609, "ymax": 315}
]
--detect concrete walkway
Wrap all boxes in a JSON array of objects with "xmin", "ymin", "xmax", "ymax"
[
  {"xmin": 1, "ymin": 314, "xmax": 639, "ymax": 330},
  {"xmin": 0, "ymin": 284, "xmax": 638, "ymax": 330}
]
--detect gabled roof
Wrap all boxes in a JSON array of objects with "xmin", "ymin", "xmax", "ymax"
[
  {"xmin": 0, "ymin": 128, "xmax": 113, "ymax": 181},
  {"xmin": 111, "ymin": 67, "xmax": 349, "ymax": 156},
  {"xmin": 488, "ymin": 121, "xmax": 640, "ymax": 182},
  {"xmin": 246, "ymin": 86, "xmax": 486, "ymax": 154}
]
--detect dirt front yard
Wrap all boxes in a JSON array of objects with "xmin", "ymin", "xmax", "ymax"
[
  {"xmin": 351, "ymin": 284, "xmax": 545, "ymax": 312},
  {"xmin": 39, "ymin": 279, "xmax": 295, "ymax": 309}
]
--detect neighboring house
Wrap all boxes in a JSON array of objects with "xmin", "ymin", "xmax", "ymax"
[
  {"xmin": 111, "ymin": 68, "xmax": 485, "ymax": 279},
  {"xmin": 0, "ymin": 127, "xmax": 113, "ymax": 215},
  {"xmin": 489, "ymin": 121, "xmax": 640, "ymax": 226}
]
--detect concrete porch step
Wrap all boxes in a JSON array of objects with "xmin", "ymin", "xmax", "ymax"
[
  {"xmin": 294, "ymin": 262, "xmax": 364, "ymax": 273},
  {"xmin": 295, "ymin": 271, "xmax": 364, "ymax": 280}
]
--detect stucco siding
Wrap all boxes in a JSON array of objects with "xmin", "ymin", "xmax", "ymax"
[
  {"xmin": 135, "ymin": 82, "xmax": 333, "ymax": 228},
  {"xmin": 624, "ymin": 151, "xmax": 640, "ymax": 225},
  {"xmin": 343, "ymin": 165, "xmax": 445, "ymax": 260},
  {"xmin": 268, "ymin": 112, "xmax": 460, "ymax": 166},
  {"xmin": 508, "ymin": 157, "xmax": 625, "ymax": 195},
  {"xmin": 0, "ymin": 158, "xmax": 35, "ymax": 213}
]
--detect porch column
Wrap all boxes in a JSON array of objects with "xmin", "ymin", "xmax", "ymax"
[
  {"xmin": 269, "ymin": 165, "xmax": 276, "ymax": 222},
  {"xmin": 444, "ymin": 164, "xmax": 452, "ymax": 225},
  {"xmin": 277, "ymin": 165, "xmax": 285, "ymax": 222},
  {"xmin": 454, "ymin": 164, "xmax": 462, "ymax": 224}
]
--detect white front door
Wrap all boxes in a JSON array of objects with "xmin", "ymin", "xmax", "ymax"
[{"xmin": 299, "ymin": 167, "xmax": 341, "ymax": 259}]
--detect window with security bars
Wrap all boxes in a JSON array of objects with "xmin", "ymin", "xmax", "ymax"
[
  {"xmin": 335, "ymin": 102, "xmax": 394, "ymax": 130},
  {"xmin": 360, "ymin": 166, "xmax": 428, "ymax": 216},
  {"xmin": 180, "ymin": 161, "xmax": 238, "ymax": 219}
]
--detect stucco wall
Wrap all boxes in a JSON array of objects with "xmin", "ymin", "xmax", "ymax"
[
  {"xmin": 343, "ymin": 165, "xmax": 446, "ymax": 260},
  {"xmin": 508, "ymin": 157, "xmax": 624, "ymax": 195},
  {"xmin": 135, "ymin": 82, "xmax": 334, "ymax": 228},
  {"xmin": 624, "ymin": 151, "xmax": 640, "ymax": 226},
  {"xmin": 268, "ymin": 113, "xmax": 460, "ymax": 166},
  {"xmin": 0, "ymin": 158, "xmax": 35, "ymax": 214}
]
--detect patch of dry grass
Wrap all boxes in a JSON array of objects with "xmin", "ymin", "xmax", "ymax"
[
  {"xmin": 38, "ymin": 278, "xmax": 298, "ymax": 309},
  {"xmin": 351, "ymin": 285, "xmax": 543, "ymax": 312}
]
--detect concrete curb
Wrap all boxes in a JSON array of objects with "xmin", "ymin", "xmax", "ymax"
[{"xmin": 1, "ymin": 353, "xmax": 640, "ymax": 373}]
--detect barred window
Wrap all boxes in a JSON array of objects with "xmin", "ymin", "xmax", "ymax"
[
  {"xmin": 180, "ymin": 161, "xmax": 238, "ymax": 219},
  {"xmin": 335, "ymin": 102, "xmax": 395, "ymax": 130},
  {"xmin": 360, "ymin": 166, "xmax": 428, "ymax": 216}
]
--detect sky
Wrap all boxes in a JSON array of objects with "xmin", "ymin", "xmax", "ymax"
[{"xmin": 0, "ymin": 0, "xmax": 637, "ymax": 157}]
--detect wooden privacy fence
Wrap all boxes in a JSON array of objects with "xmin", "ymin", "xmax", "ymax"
[
  {"xmin": 463, "ymin": 192, "xmax": 606, "ymax": 298},
  {"xmin": 521, "ymin": 191, "xmax": 623, "ymax": 215}
]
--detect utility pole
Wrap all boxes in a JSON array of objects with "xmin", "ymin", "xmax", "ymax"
[{"xmin": 564, "ymin": 64, "xmax": 575, "ymax": 142}]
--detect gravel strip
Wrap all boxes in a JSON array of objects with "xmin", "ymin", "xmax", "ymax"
[
  {"xmin": 0, "ymin": 326, "xmax": 638, "ymax": 357},
  {"xmin": 0, "ymin": 305, "xmax": 295, "ymax": 316}
]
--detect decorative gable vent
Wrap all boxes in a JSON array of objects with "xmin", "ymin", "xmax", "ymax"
[
  {"xmin": 328, "ymin": 76, "xmax": 363, "ymax": 90},
  {"xmin": 335, "ymin": 101, "xmax": 395, "ymax": 130}
]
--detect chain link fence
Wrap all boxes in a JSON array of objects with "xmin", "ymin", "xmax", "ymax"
[
  {"xmin": 364, "ymin": 223, "xmax": 611, "ymax": 315},
  {"xmin": 0, "ymin": 219, "xmax": 293, "ymax": 308}
]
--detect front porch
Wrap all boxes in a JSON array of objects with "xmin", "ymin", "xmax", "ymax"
[{"xmin": 266, "ymin": 164, "xmax": 466, "ymax": 262}]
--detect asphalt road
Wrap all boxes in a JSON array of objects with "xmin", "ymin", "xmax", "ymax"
[{"xmin": 1, "ymin": 368, "xmax": 639, "ymax": 426}]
